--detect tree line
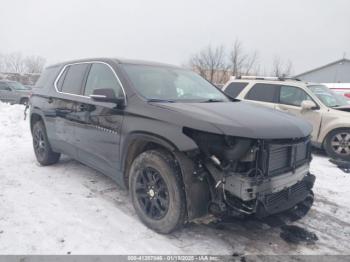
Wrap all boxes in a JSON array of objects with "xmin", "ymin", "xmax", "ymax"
[
  {"xmin": 186, "ymin": 39, "xmax": 293, "ymax": 84},
  {"xmin": 1, "ymin": 41, "xmax": 293, "ymax": 85},
  {"xmin": 0, "ymin": 52, "xmax": 46, "ymax": 74}
]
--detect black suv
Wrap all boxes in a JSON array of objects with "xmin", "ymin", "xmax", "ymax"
[{"xmin": 30, "ymin": 58, "xmax": 315, "ymax": 233}]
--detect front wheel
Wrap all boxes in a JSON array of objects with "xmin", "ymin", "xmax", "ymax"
[
  {"xmin": 324, "ymin": 128, "xmax": 350, "ymax": 161},
  {"xmin": 129, "ymin": 150, "xmax": 186, "ymax": 234},
  {"xmin": 32, "ymin": 121, "xmax": 61, "ymax": 165}
]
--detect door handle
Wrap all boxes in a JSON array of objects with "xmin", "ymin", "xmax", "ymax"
[{"xmin": 48, "ymin": 97, "xmax": 53, "ymax": 104}]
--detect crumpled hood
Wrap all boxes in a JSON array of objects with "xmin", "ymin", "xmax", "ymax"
[{"xmin": 155, "ymin": 101, "xmax": 312, "ymax": 139}]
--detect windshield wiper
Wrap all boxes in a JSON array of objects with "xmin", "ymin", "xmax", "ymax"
[
  {"xmin": 200, "ymin": 98, "xmax": 225, "ymax": 103},
  {"xmin": 147, "ymin": 98, "xmax": 175, "ymax": 103}
]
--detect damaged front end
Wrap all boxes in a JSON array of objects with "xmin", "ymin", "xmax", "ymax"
[{"xmin": 183, "ymin": 128, "xmax": 315, "ymax": 219}]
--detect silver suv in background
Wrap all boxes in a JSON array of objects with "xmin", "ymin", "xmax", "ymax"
[
  {"xmin": 223, "ymin": 76, "xmax": 350, "ymax": 161},
  {"xmin": 0, "ymin": 80, "xmax": 31, "ymax": 105}
]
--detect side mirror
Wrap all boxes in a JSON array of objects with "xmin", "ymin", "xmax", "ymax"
[
  {"xmin": 90, "ymin": 88, "xmax": 125, "ymax": 106},
  {"xmin": 301, "ymin": 100, "xmax": 317, "ymax": 111}
]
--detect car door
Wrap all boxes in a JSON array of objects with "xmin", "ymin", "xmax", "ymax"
[
  {"xmin": 276, "ymin": 85, "xmax": 322, "ymax": 140},
  {"xmin": 0, "ymin": 83, "xmax": 16, "ymax": 103},
  {"xmin": 244, "ymin": 83, "xmax": 279, "ymax": 109},
  {"xmin": 74, "ymin": 62, "xmax": 125, "ymax": 182},
  {"xmin": 51, "ymin": 63, "xmax": 90, "ymax": 157}
]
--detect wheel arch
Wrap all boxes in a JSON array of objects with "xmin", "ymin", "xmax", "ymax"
[
  {"xmin": 122, "ymin": 132, "xmax": 209, "ymax": 221},
  {"xmin": 30, "ymin": 111, "xmax": 45, "ymax": 134},
  {"xmin": 121, "ymin": 132, "xmax": 179, "ymax": 188}
]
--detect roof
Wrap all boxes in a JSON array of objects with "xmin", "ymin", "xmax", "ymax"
[
  {"xmin": 295, "ymin": 58, "xmax": 350, "ymax": 77},
  {"xmin": 47, "ymin": 57, "xmax": 181, "ymax": 69}
]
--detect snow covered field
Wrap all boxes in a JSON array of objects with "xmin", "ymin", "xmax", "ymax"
[{"xmin": 0, "ymin": 102, "xmax": 349, "ymax": 255}]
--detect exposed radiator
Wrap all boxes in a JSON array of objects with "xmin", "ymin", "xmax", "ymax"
[{"xmin": 267, "ymin": 139, "xmax": 310, "ymax": 176}]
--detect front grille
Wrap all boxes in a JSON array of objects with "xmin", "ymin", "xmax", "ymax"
[{"xmin": 267, "ymin": 139, "xmax": 310, "ymax": 176}]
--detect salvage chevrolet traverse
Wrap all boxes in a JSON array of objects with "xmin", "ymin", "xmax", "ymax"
[{"xmin": 29, "ymin": 58, "xmax": 315, "ymax": 233}]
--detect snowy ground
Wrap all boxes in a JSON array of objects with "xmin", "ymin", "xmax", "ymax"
[{"xmin": 0, "ymin": 102, "xmax": 349, "ymax": 255}]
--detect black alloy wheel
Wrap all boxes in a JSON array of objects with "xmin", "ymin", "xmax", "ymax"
[
  {"xmin": 129, "ymin": 149, "xmax": 186, "ymax": 234},
  {"xmin": 32, "ymin": 121, "xmax": 60, "ymax": 165},
  {"xmin": 135, "ymin": 167, "xmax": 170, "ymax": 220},
  {"xmin": 33, "ymin": 127, "xmax": 46, "ymax": 159}
]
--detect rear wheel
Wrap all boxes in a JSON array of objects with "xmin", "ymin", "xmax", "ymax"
[
  {"xmin": 20, "ymin": 97, "xmax": 28, "ymax": 105},
  {"xmin": 129, "ymin": 150, "xmax": 186, "ymax": 234},
  {"xmin": 324, "ymin": 129, "xmax": 350, "ymax": 161},
  {"xmin": 32, "ymin": 121, "xmax": 60, "ymax": 165}
]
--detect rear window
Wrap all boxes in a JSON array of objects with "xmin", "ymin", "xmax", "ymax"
[
  {"xmin": 35, "ymin": 66, "xmax": 60, "ymax": 88},
  {"xmin": 56, "ymin": 66, "xmax": 69, "ymax": 91},
  {"xmin": 224, "ymin": 82, "xmax": 248, "ymax": 98},
  {"xmin": 245, "ymin": 83, "xmax": 279, "ymax": 103},
  {"xmin": 60, "ymin": 64, "xmax": 89, "ymax": 95}
]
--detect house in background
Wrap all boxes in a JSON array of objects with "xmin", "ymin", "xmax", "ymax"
[{"xmin": 295, "ymin": 58, "xmax": 350, "ymax": 83}]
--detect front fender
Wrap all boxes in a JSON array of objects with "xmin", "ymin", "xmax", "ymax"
[{"xmin": 120, "ymin": 131, "xmax": 179, "ymax": 172}]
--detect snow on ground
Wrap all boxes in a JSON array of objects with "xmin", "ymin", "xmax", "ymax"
[{"xmin": 0, "ymin": 102, "xmax": 349, "ymax": 255}]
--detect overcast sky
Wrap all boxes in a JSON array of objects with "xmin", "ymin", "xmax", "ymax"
[{"xmin": 0, "ymin": 0, "xmax": 349, "ymax": 74}]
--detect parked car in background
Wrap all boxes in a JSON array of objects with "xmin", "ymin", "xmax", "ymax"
[
  {"xmin": 29, "ymin": 58, "xmax": 315, "ymax": 233},
  {"xmin": 223, "ymin": 76, "xmax": 350, "ymax": 161},
  {"xmin": 0, "ymin": 80, "xmax": 31, "ymax": 105},
  {"xmin": 323, "ymin": 83, "xmax": 350, "ymax": 101},
  {"xmin": 25, "ymin": 85, "xmax": 34, "ymax": 90}
]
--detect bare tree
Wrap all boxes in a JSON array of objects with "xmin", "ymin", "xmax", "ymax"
[
  {"xmin": 4, "ymin": 52, "xmax": 27, "ymax": 74},
  {"xmin": 229, "ymin": 39, "xmax": 259, "ymax": 76},
  {"xmin": 243, "ymin": 50, "xmax": 259, "ymax": 75},
  {"xmin": 24, "ymin": 55, "xmax": 46, "ymax": 73},
  {"xmin": 188, "ymin": 45, "xmax": 228, "ymax": 83},
  {"xmin": 271, "ymin": 56, "xmax": 293, "ymax": 77}
]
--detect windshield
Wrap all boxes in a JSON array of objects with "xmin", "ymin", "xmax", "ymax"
[
  {"xmin": 7, "ymin": 82, "xmax": 28, "ymax": 91},
  {"xmin": 308, "ymin": 85, "xmax": 348, "ymax": 107},
  {"xmin": 122, "ymin": 64, "xmax": 229, "ymax": 102}
]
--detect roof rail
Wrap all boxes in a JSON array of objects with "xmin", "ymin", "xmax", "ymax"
[{"xmin": 231, "ymin": 75, "xmax": 302, "ymax": 81}]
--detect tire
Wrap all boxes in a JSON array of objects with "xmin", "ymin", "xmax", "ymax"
[
  {"xmin": 20, "ymin": 98, "xmax": 28, "ymax": 105},
  {"xmin": 129, "ymin": 149, "xmax": 186, "ymax": 234},
  {"xmin": 324, "ymin": 128, "xmax": 350, "ymax": 161},
  {"xmin": 32, "ymin": 121, "xmax": 61, "ymax": 165}
]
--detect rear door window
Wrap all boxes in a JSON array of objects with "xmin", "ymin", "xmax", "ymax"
[
  {"xmin": 245, "ymin": 83, "xmax": 279, "ymax": 103},
  {"xmin": 60, "ymin": 64, "xmax": 89, "ymax": 95},
  {"xmin": 56, "ymin": 66, "xmax": 69, "ymax": 91},
  {"xmin": 224, "ymin": 82, "xmax": 248, "ymax": 98}
]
